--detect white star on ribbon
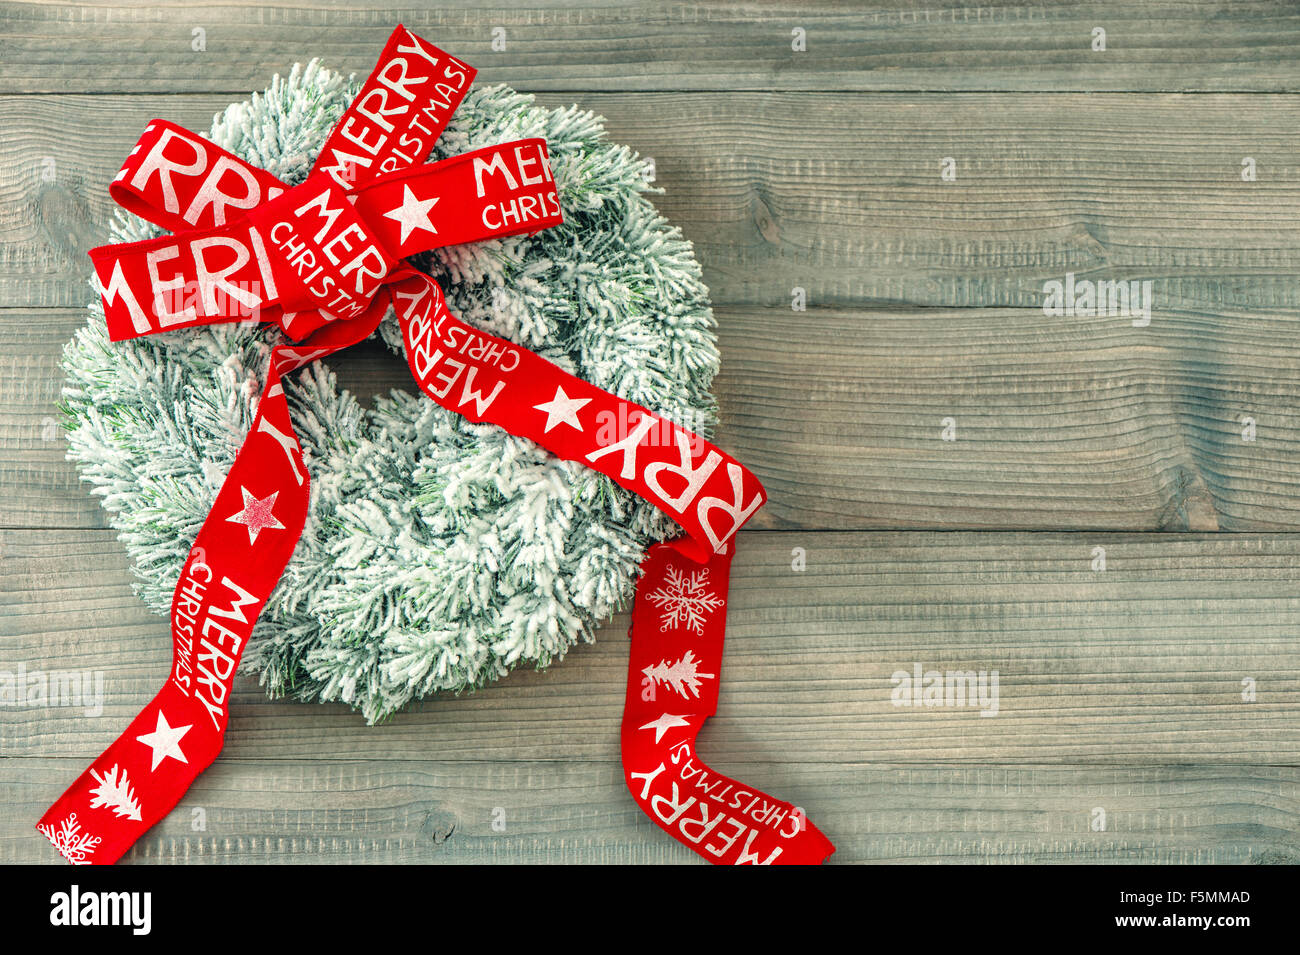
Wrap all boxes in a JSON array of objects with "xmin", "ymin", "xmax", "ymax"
[
  {"xmin": 533, "ymin": 385, "xmax": 591, "ymax": 434},
  {"xmin": 136, "ymin": 710, "xmax": 192, "ymax": 772},
  {"xmin": 638, "ymin": 712, "xmax": 692, "ymax": 744},
  {"xmin": 225, "ymin": 486, "xmax": 285, "ymax": 546},
  {"xmin": 383, "ymin": 184, "xmax": 439, "ymax": 245}
]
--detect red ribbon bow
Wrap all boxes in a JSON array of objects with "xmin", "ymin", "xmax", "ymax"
[{"xmin": 39, "ymin": 26, "xmax": 834, "ymax": 866}]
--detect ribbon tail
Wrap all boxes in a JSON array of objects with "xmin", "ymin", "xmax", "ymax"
[
  {"xmin": 37, "ymin": 360, "xmax": 312, "ymax": 864},
  {"xmin": 621, "ymin": 540, "xmax": 835, "ymax": 865},
  {"xmin": 36, "ymin": 681, "xmax": 220, "ymax": 865}
]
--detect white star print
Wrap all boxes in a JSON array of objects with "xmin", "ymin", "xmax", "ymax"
[
  {"xmin": 638, "ymin": 712, "xmax": 692, "ymax": 744},
  {"xmin": 225, "ymin": 486, "xmax": 285, "ymax": 546},
  {"xmin": 136, "ymin": 710, "xmax": 192, "ymax": 772},
  {"xmin": 533, "ymin": 386, "xmax": 591, "ymax": 434},
  {"xmin": 383, "ymin": 184, "xmax": 439, "ymax": 245}
]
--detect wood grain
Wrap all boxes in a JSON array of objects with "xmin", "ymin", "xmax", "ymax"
[
  {"xmin": 4, "ymin": 529, "xmax": 1297, "ymax": 766},
  {"xmin": 8, "ymin": 305, "xmax": 1300, "ymax": 532},
  {"xmin": 4, "ymin": 759, "xmax": 1296, "ymax": 864},
  {"xmin": 4, "ymin": 1, "xmax": 1300, "ymax": 94},
  {"xmin": 4, "ymin": 93, "xmax": 1300, "ymax": 311},
  {"xmin": 4, "ymin": 2, "xmax": 1299, "ymax": 867}
]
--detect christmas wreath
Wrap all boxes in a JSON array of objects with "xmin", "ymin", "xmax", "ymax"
[
  {"xmin": 41, "ymin": 27, "xmax": 834, "ymax": 865},
  {"xmin": 62, "ymin": 56, "xmax": 715, "ymax": 722}
]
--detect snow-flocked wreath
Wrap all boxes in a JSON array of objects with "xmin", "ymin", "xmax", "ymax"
[{"xmin": 61, "ymin": 61, "xmax": 721, "ymax": 723}]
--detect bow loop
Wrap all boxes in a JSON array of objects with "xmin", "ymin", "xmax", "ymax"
[
  {"xmin": 353, "ymin": 139, "xmax": 564, "ymax": 256},
  {"xmin": 109, "ymin": 120, "xmax": 285, "ymax": 233},
  {"xmin": 310, "ymin": 28, "xmax": 476, "ymax": 189}
]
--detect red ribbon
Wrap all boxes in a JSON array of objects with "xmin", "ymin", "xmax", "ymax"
[{"xmin": 38, "ymin": 25, "xmax": 834, "ymax": 866}]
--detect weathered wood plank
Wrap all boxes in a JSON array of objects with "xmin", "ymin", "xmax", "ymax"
[
  {"xmin": 6, "ymin": 0, "xmax": 1296, "ymax": 872},
  {"xmin": 4, "ymin": 1, "xmax": 1300, "ymax": 94},
  {"xmin": 4, "ymin": 758, "xmax": 1296, "ymax": 864},
  {"xmin": 4, "ymin": 529, "xmax": 1298, "ymax": 765},
  {"xmin": 3, "ymin": 93, "xmax": 1299, "ymax": 311},
  {"xmin": 7, "ymin": 304, "xmax": 1300, "ymax": 532}
]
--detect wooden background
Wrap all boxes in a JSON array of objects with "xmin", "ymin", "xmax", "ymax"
[{"xmin": 3, "ymin": 0, "xmax": 1300, "ymax": 864}]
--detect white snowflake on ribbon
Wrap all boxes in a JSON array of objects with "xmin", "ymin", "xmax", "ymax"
[
  {"xmin": 646, "ymin": 564, "xmax": 724, "ymax": 634},
  {"xmin": 641, "ymin": 651, "xmax": 716, "ymax": 700},
  {"xmin": 37, "ymin": 813, "xmax": 102, "ymax": 865},
  {"xmin": 88, "ymin": 764, "xmax": 143, "ymax": 821}
]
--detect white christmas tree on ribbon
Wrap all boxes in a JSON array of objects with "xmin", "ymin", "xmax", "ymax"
[
  {"xmin": 88, "ymin": 764, "xmax": 143, "ymax": 821},
  {"xmin": 641, "ymin": 651, "xmax": 715, "ymax": 700},
  {"xmin": 37, "ymin": 813, "xmax": 102, "ymax": 865},
  {"xmin": 646, "ymin": 565, "xmax": 723, "ymax": 634}
]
